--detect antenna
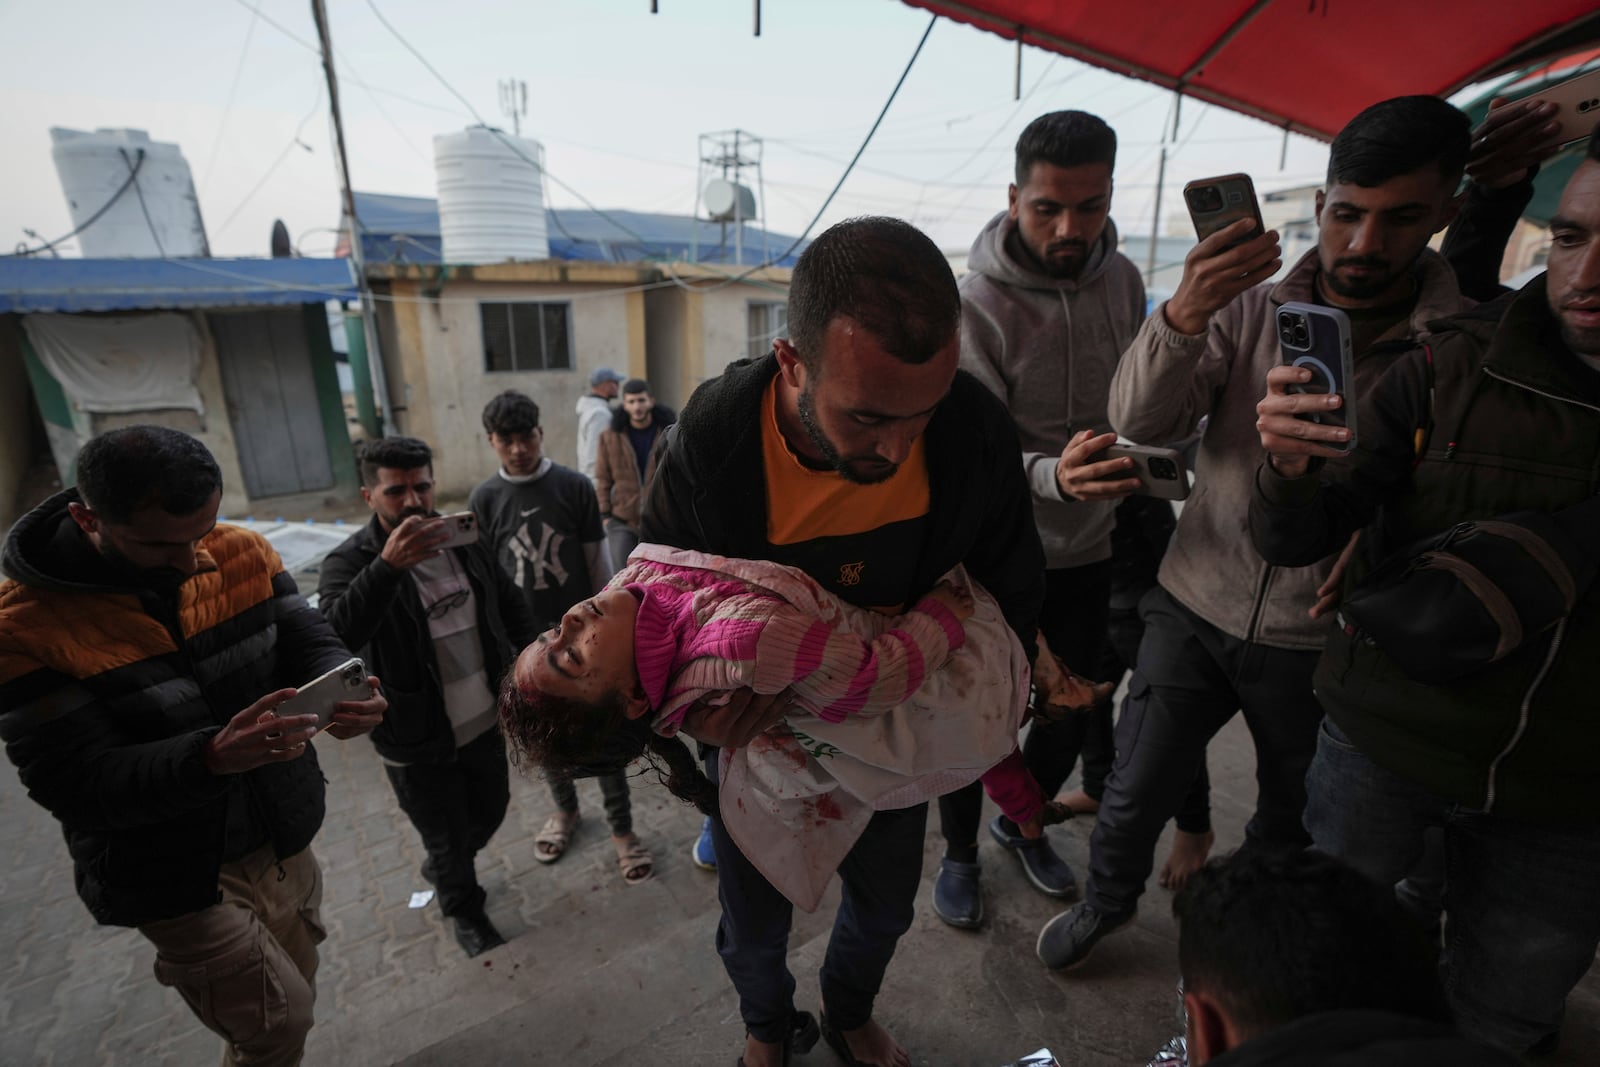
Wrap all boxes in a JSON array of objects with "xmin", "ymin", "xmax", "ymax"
[
  {"xmin": 692, "ymin": 129, "xmax": 767, "ymax": 267},
  {"xmin": 498, "ymin": 78, "xmax": 528, "ymax": 137}
]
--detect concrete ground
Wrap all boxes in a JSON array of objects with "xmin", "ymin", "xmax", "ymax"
[{"xmin": 4, "ymin": 706, "xmax": 1598, "ymax": 1067}]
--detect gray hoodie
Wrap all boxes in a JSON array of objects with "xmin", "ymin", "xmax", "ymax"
[
  {"xmin": 574, "ymin": 393, "xmax": 611, "ymax": 482},
  {"xmin": 959, "ymin": 211, "xmax": 1146, "ymax": 569}
]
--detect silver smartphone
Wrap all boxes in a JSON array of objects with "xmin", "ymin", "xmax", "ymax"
[
  {"xmin": 1524, "ymin": 67, "xmax": 1600, "ymax": 147},
  {"xmin": 278, "ymin": 657, "xmax": 369, "ymax": 730},
  {"xmin": 1277, "ymin": 301, "xmax": 1357, "ymax": 453},
  {"xmin": 434, "ymin": 511, "xmax": 479, "ymax": 549},
  {"xmin": 1103, "ymin": 443, "xmax": 1191, "ymax": 501}
]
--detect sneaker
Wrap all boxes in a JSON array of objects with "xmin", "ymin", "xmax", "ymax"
[
  {"xmin": 988, "ymin": 815, "xmax": 1077, "ymax": 898},
  {"xmin": 452, "ymin": 913, "xmax": 507, "ymax": 958},
  {"xmin": 691, "ymin": 816, "xmax": 717, "ymax": 870},
  {"xmin": 1036, "ymin": 901, "xmax": 1134, "ymax": 970},
  {"xmin": 931, "ymin": 856, "xmax": 984, "ymax": 929}
]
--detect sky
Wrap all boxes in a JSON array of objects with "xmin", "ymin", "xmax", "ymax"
[{"xmin": 1, "ymin": 0, "xmax": 1352, "ymax": 263}]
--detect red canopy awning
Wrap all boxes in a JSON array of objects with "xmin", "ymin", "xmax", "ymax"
[{"xmin": 902, "ymin": 0, "xmax": 1600, "ymax": 140}]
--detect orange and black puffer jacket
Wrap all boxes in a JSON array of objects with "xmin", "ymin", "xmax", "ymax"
[{"xmin": 0, "ymin": 489, "xmax": 353, "ymax": 927}]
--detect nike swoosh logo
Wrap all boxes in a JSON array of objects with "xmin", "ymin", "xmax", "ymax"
[{"xmin": 520, "ymin": 507, "xmax": 541, "ymax": 517}]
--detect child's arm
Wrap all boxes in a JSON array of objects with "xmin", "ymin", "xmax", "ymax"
[{"xmin": 749, "ymin": 586, "xmax": 970, "ymax": 722}]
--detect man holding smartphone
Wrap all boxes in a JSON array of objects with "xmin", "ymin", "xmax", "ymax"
[
  {"xmin": 319, "ymin": 436, "xmax": 539, "ymax": 957},
  {"xmin": 0, "ymin": 426, "xmax": 386, "ymax": 1066},
  {"xmin": 1039, "ymin": 94, "xmax": 1543, "ymax": 971}
]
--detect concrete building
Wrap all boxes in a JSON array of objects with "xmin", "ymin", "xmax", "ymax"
[{"xmin": 0, "ymin": 257, "xmax": 362, "ymax": 529}]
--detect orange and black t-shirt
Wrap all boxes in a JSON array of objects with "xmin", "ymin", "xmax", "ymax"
[{"xmin": 760, "ymin": 378, "xmax": 929, "ymax": 612}]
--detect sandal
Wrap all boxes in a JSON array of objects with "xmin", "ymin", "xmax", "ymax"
[
  {"xmin": 614, "ymin": 834, "xmax": 654, "ymax": 885},
  {"xmin": 534, "ymin": 812, "xmax": 578, "ymax": 864}
]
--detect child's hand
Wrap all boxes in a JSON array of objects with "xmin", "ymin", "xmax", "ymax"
[
  {"xmin": 925, "ymin": 581, "xmax": 974, "ymax": 622},
  {"xmin": 1031, "ymin": 631, "xmax": 1115, "ymax": 720}
]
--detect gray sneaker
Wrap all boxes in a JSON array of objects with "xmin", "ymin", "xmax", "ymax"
[{"xmin": 1036, "ymin": 901, "xmax": 1134, "ymax": 970}]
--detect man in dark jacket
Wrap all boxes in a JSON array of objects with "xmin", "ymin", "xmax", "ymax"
[
  {"xmin": 594, "ymin": 377, "xmax": 676, "ymax": 569},
  {"xmin": 319, "ymin": 436, "xmax": 538, "ymax": 957},
  {"xmin": 641, "ymin": 216, "xmax": 1064, "ymax": 1067},
  {"xmin": 0, "ymin": 426, "xmax": 385, "ymax": 1067},
  {"xmin": 1173, "ymin": 849, "xmax": 1516, "ymax": 1067},
  {"xmin": 1248, "ymin": 130, "xmax": 1600, "ymax": 1054}
]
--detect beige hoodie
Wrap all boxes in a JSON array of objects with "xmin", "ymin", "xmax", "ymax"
[
  {"xmin": 959, "ymin": 211, "xmax": 1146, "ymax": 569},
  {"xmin": 1107, "ymin": 248, "xmax": 1469, "ymax": 649}
]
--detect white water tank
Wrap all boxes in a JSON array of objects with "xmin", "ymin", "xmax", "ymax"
[
  {"xmin": 50, "ymin": 128, "xmax": 209, "ymax": 257},
  {"xmin": 434, "ymin": 126, "xmax": 549, "ymax": 263}
]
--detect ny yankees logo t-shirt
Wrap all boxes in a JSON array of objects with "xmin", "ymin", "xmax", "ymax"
[
  {"xmin": 760, "ymin": 378, "xmax": 929, "ymax": 613},
  {"xmin": 469, "ymin": 462, "xmax": 605, "ymax": 629}
]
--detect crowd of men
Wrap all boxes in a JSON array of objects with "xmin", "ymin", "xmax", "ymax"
[{"xmin": 1, "ymin": 87, "xmax": 1596, "ymax": 1067}]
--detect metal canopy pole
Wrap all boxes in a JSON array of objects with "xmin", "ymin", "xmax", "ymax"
[{"xmin": 1145, "ymin": 91, "xmax": 1182, "ymax": 286}]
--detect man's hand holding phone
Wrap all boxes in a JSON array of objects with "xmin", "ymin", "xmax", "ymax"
[
  {"xmin": 1468, "ymin": 96, "xmax": 1565, "ymax": 190},
  {"xmin": 1256, "ymin": 363, "xmax": 1351, "ymax": 478},
  {"xmin": 1056, "ymin": 430, "xmax": 1141, "ymax": 501},
  {"xmin": 380, "ymin": 515, "xmax": 452, "ymax": 570},
  {"xmin": 1165, "ymin": 220, "xmax": 1282, "ymax": 336},
  {"xmin": 324, "ymin": 676, "xmax": 387, "ymax": 740},
  {"xmin": 204, "ymin": 689, "xmax": 319, "ymax": 775}
]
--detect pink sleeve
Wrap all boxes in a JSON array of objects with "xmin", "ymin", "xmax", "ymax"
[
  {"xmin": 751, "ymin": 596, "xmax": 964, "ymax": 722},
  {"xmin": 979, "ymin": 747, "xmax": 1043, "ymax": 826}
]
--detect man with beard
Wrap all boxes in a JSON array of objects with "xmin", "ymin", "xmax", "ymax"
[
  {"xmin": 0, "ymin": 426, "xmax": 386, "ymax": 1065},
  {"xmin": 641, "ymin": 216, "xmax": 1075, "ymax": 1067},
  {"xmin": 940, "ymin": 110, "xmax": 1218, "ymax": 926},
  {"xmin": 318, "ymin": 436, "xmax": 540, "ymax": 955},
  {"xmin": 1039, "ymin": 94, "xmax": 1541, "ymax": 971},
  {"xmin": 1246, "ymin": 126, "xmax": 1600, "ymax": 1057}
]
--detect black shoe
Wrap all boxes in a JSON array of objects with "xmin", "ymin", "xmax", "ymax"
[
  {"xmin": 1036, "ymin": 901, "xmax": 1133, "ymax": 970},
  {"xmin": 931, "ymin": 856, "xmax": 983, "ymax": 929},
  {"xmin": 989, "ymin": 815, "xmax": 1077, "ymax": 898},
  {"xmin": 452, "ymin": 913, "xmax": 506, "ymax": 958}
]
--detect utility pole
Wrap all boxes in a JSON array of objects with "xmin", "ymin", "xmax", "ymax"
[
  {"xmin": 311, "ymin": 0, "xmax": 393, "ymax": 433},
  {"xmin": 499, "ymin": 79, "xmax": 528, "ymax": 137},
  {"xmin": 1146, "ymin": 91, "xmax": 1182, "ymax": 287}
]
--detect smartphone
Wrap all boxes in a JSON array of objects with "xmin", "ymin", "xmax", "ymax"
[
  {"xmin": 277, "ymin": 658, "xmax": 369, "ymax": 730},
  {"xmin": 434, "ymin": 511, "xmax": 478, "ymax": 549},
  {"xmin": 1523, "ymin": 67, "xmax": 1600, "ymax": 147},
  {"xmin": 1277, "ymin": 301, "xmax": 1356, "ymax": 453},
  {"xmin": 1183, "ymin": 173, "xmax": 1264, "ymax": 246},
  {"xmin": 1103, "ymin": 443, "xmax": 1191, "ymax": 501}
]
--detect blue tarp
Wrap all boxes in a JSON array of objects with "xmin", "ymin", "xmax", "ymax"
[
  {"xmin": 0, "ymin": 257, "xmax": 359, "ymax": 314},
  {"xmin": 351, "ymin": 192, "xmax": 807, "ymax": 267}
]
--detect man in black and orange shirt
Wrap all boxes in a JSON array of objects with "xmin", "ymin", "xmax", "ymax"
[{"xmin": 643, "ymin": 217, "xmax": 1054, "ymax": 1067}]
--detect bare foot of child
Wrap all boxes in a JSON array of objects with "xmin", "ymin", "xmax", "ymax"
[
  {"xmin": 739, "ymin": 1033, "xmax": 784, "ymax": 1067},
  {"xmin": 1159, "ymin": 828, "xmax": 1215, "ymax": 890},
  {"xmin": 1055, "ymin": 788, "xmax": 1101, "ymax": 816}
]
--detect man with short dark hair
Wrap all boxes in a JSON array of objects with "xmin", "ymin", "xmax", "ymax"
[
  {"xmin": 1039, "ymin": 94, "xmax": 1533, "ymax": 971},
  {"xmin": 576, "ymin": 365, "xmax": 625, "ymax": 482},
  {"xmin": 644, "ymin": 215, "xmax": 1072, "ymax": 1067},
  {"xmin": 940, "ymin": 109, "xmax": 1211, "ymax": 926},
  {"xmin": 0, "ymin": 425, "xmax": 386, "ymax": 1066},
  {"xmin": 1174, "ymin": 850, "xmax": 1515, "ymax": 1066},
  {"xmin": 1248, "ymin": 126, "xmax": 1600, "ymax": 1056},
  {"xmin": 318, "ymin": 435, "xmax": 538, "ymax": 956},
  {"xmin": 470, "ymin": 391, "xmax": 651, "ymax": 884},
  {"xmin": 594, "ymin": 377, "xmax": 676, "ymax": 569}
]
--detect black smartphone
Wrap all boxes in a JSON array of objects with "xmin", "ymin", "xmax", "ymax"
[
  {"xmin": 1277, "ymin": 301, "xmax": 1356, "ymax": 453},
  {"xmin": 1183, "ymin": 173, "xmax": 1264, "ymax": 247}
]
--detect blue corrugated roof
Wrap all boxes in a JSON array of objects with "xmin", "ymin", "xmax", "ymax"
[
  {"xmin": 350, "ymin": 192, "xmax": 806, "ymax": 267},
  {"xmin": 0, "ymin": 257, "xmax": 359, "ymax": 314}
]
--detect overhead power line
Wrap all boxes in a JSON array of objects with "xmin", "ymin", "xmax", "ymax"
[{"xmin": 6, "ymin": 148, "xmax": 148, "ymax": 257}]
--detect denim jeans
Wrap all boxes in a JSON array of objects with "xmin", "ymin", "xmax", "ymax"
[
  {"xmin": 704, "ymin": 749, "xmax": 926, "ymax": 1043},
  {"xmin": 1306, "ymin": 717, "xmax": 1600, "ymax": 1054}
]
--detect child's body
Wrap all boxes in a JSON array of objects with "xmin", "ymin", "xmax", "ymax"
[{"xmin": 502, "ymin": 543, "xmax": 1049, "ymax": 909}]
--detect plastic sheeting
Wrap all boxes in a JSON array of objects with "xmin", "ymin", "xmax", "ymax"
[{"xmin": 22, "ymin": 311, "xmax": 204, "ymax": 415}]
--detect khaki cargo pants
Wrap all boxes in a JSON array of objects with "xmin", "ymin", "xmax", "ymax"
[{"xmin": 139, "ymin": 846, "xmax": 326, "ymax": 1067}]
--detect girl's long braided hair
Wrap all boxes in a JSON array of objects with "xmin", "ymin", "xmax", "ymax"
[{"xmin": 497, "ymin": 668, "xmax": 717, "ymax": 816}]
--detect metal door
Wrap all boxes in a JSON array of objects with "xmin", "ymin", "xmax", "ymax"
[{"xmin": 208, "ymin": 310, "xmax": 334, "ymax": 498}]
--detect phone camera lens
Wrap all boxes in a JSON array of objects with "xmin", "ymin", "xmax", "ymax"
[
  {"xmin": 1293, "ymin": 323, "xmax": 1309, "ymax": 346},
  {"xmin": 1185, "ymin": 186, "xmax": 1224, "ymax": 213},
  {"xmin": 1148, "ymin": 458, "xmax": 1178, "ymax": 480}
]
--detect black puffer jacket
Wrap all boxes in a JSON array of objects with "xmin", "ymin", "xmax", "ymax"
[
  {"xmin": 640, "ymin": 353, "xmax": 1044, "ymax": 657},
  {"xmin": 318, "ymin": 514, "xmax": 538, "ymax": 764},
  {"xmin": 0, "ymin": 490, "xmax": 350, "ymax": 926}
]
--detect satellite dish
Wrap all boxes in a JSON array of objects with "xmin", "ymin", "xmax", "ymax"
[{"xmin": 703, "ymin": 178, "xmax": 756, "ymax": 222}]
